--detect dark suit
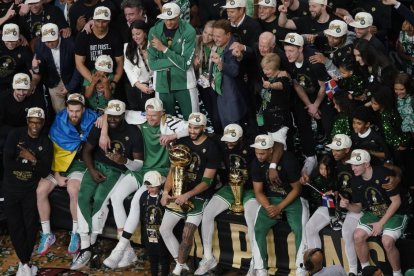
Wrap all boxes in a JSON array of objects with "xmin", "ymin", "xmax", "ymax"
[{"xmin": 34, "ymin": 36, "xmax": 82, "ymax": 93}]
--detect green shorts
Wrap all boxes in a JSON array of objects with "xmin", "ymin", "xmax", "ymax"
[
  {"xmin": 213, "ymin": 186, "xmax": 256, "ymax": 207},
  {"xmin": 358, "ymin": 211, "xmax": 410, "ymax": 240},
  {"xmin": 166, "ymin": 196, "xmax": 208, "ymax": 222},
  {"xmin": 61, "ymin": 159, "xmax": 87, "ymax": 178}
]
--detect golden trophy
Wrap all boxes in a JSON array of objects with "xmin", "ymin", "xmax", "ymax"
[
  {"xmin": 166, "ymin": 144, "xmax": 195, "ymax": 212},
  {"xmin": 229, "ymin": 169, "xmax": 246, "ymax": 213}
]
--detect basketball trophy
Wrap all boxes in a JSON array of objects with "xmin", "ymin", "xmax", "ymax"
[
  {"xmin": 166, "ymin": 144, "xmax": 194, "ymax": 212},
  {"xmin": 229, "ymin": 169, "xmax": 246, "ymax": 213}
]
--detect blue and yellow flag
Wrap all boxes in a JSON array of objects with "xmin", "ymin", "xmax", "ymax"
[{"xmin": 50, "ymin": 108, "xmax": 97, "ymax": 172}]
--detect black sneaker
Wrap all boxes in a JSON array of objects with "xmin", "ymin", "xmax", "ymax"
[
  {"xmin": 330, "ymin": 218, "xmax": 343, "ymax": 231},
  {"xmin": 89, "ymin": 244, "xmax": 101, "ymax": 269}
]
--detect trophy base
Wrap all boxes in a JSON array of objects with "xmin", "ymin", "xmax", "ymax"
[
  {"xmin": 166, "ymin": 201, "xmax": 195, "ymax": 213},
  {"xmin": 230, "ymin": 204, "xmax": 244, "ymax": 213}
]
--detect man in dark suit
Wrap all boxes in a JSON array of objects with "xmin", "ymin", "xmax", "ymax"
[{"xmin": 32, "ymin": 23, "xmax": 82, "ymax": 113}]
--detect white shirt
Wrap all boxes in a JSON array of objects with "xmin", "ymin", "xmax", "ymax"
[
  {"xmin": 50, "ymin": 38, "xmax": 62, "ymax": 76},
  {"xmin": 123, "ymin": 43, "xmax": 152, "ymax": 87}
]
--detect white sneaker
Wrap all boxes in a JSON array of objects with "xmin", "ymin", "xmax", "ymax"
[
  {"xmin": 103, "ymin": 241, "xmax": 127, "ymax": 269},
  {"xmin": 302, "ymin": 155, "xmax": 317, "ymax": 176},
  {"xmin": 255, "ymin": 269, "xmax": 268, "ymax": 276},
  {"xmin": 21, "ymin": 264, "xmax": 32, "ymax": 276},
  {"xmin": 194, "ymin": 257, "xmax": 218, "ymax": 275},
  {"xmin": 117, "ymin": 245, "xmax": 137, "ymax": 268},
  {"xmin": 31, "ymin": 265, "xmax": 38, "ymax": 275},
  {"xmin": 16, "ymin": 262, "xmax": 23, "ymax": 276},
  {"xmin": 70, "ymin": 248, "xmax": 92, "ymax": 270},
  {"xmin": 171, "ymin": 263, "xmax": 185, "ymax": 276}
]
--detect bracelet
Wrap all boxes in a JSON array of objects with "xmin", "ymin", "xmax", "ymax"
[
  {"xmin": 269, "ymin": 163, "xmax": 277, "ymax": 169},
  {"xmin": 110, "ymin": 80, "xmax": 117, "ymax": 88}
]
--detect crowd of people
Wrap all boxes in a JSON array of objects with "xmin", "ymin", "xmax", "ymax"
[{"xmin": 1, "ymin": 0, "xmax": 414, "ymax": 275}]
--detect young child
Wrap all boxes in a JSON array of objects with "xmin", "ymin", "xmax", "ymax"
[
  {"xmin": 84, "ymin": 54, "xmax": 114, "ymax": 114},
  {"xmin": 140, "ymin": 171, "xmax": 170, "ymax": 276},
  {"xmin": 394, "ymin": 72, "xmax": 414, "ymax": 138},
  {"xmin": 330, "ymin": 91, "xmax": 354, "ymax": 139},
  {"xmin": 337, "ymin": 60, "xmax": 366, "ymax": 104},
  {"xmin": 304, "ymin": 155, "xmax": 339, "ymax": 223},
  {"xmin": 350, "ymin": 106, "xmax": 391, "ymax": 165},
  {"xmin": 259, "ymin": 53, "xmax": 292, "ymax": 132},
  {"xmin": 370, "ymin": 85, "xmax": 410, "ymax": 166},
  {"xmin": 302, "ymin": 155, "xmax": 341, "ymax": 240}
]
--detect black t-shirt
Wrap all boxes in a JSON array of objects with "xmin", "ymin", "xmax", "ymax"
[
  {"xmin": 0, "ymin": 43, "xmax": 33, "ymax": 89},
  {"xmin": 0, "ymin": 1, "xmax": 19, "ymax": 26},
  {"xmin": 283, "ymin": 0, "xmax": 309, "ymax": 19},
  {"xmin": 86, "ymin": 123, "xmax": 144, "ymax": 171},
  {"xmin": 251, "ymin": 151, "xmax": 301, "ymax": 198},
  {"xmin": 293, "ymin": 14, "xmax": 340, "ymax": 52},
  {"xmin": 351, "ymin": 0, "xmax": 391, "ymax": 42},
  {"xmin": 287, "ymin": 47, "xmax": 329, "ymax": 99},
  {"xmin": 75, "ymin": 29, "xmax": 123, "ymax": 70},
  {"xmin": 20, "ymin": 5, "xmax": 68, "ymax": 40},
  {"xmin": 257, "ymin": 18, "xmax": 289, "ymax": 48},
  {"xmin": 351, "ymin": 166, "xmax": 410, "ymax": 216},
  {"xmin": 177, "ymin": 136, "xmax": 222, "ymax": 199},
  {"xmin": 0, "ymin": 89, "xmax": 47, "ymax": 129},
  {"xmin": 69, "ymin": 0, "xmax": 117, "ymax": 35},
  {"xmin": 351, "ymin": 128, "xmax": 391, "ymax": 166},
  {"xmin": 3, "ymin": 127, "xmax": 53, "ymax": 193},
  {"xmin": 335, "ymin": 160, "xmax": 354, "ymax": 201},
  {"xmin": 139, "ymin": 190, "xmax": 168, "ymax": 255},
  {"xmin": 223, "ymin": 141, "xmax": 255, "ymax": 190}
]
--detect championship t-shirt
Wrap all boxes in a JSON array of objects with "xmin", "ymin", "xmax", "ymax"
[
  {"xmin": 0, "ymin": 44, "xmax": 33, "ymax": 89},
  {"xmin": 288, "ymin": 47, "xmax": 330, "ymax": 100},
  {"xmin": 223, "ymin": 141, "xmax": 255, "ymax": 190},
  {"xmin": 86, "ymin": 123, "xmax": 144, "ymax": 171},
  {"xmin": 177, "ymin": 136, "xmax": 222, "ymax": 199},
  {"xmin": 250, "ymin": 151, "xmax": 301, "ymax": 198},
  {"xmin": 351, "ymin": 166, "xmax": 410, "ymax": 216}
]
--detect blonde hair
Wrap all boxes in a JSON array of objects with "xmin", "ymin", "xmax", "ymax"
[
  {"xmin": 402, "ymin": 20, "xmax": 414, "ymax": 33},
  {"xmin": 261, "ymin": 53, "xmax": 281, "ymax": 71}
]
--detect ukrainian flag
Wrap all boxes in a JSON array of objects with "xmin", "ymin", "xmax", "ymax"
[{"xmin": 50, "ymin": 109, "xmax": 97, "ymax": 172}]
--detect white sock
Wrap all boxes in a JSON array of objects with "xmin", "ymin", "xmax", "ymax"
[
  {"xmin": 41, "ymin": 221, "xmax": 51, "ymax": 234},
  {"xmin": 90, "ymin": 233, "xmax": 98, "ymax": 245},
  {"xmin": 118, "ymin": 237, "xmax": 129, "ymax": 249},
  {"xmin": 173, "ymin": 262, "xmax": 184, "ymax": 274},
  {"xmin": 361, "ymin": 262, "xmax": 370, "ymax": 268},
  {"xmin": 393, "ymin": 270, "xmax": 402, "ymax": 276},
  {"xmin": 80, "ymin": 235, "xmax": 90, "ymax": 249},
  {"xmin": 72, "ymin": 221, "xmax": 78, "ymax": 233}
]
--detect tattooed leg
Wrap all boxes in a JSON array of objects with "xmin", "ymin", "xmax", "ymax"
[{"xmin": 177, "ymin": 222, "xmax": 197, "ymax": 264}]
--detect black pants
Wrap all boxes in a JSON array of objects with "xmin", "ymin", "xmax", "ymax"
[
  {"xmin": 293, "ymin": 99, "xmax": 335, "ymax": 156},
  {"xmin": 3, "ymin": 189, "xmax": 39, "ymax": 264},
  {"xmin": 126, "ymin": 85, "xmax": 154, "ymax": 111},
  {"xmin": 148, "ymin": 254, "xmax": 170, "ymax": 276}
]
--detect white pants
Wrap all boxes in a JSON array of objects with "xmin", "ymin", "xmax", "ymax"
[
  {"xmin": 342, "ymin": 211, "xmax": 363, "ymax": 274},
  {"xmin": 305, "ymin": 206, "xmax": 330, "ymax": 249},
  {"xmin": 109, "ymin": 174, "xmax": 141, "ymax": 229}
]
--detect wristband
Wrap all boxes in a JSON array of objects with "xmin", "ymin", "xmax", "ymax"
[
  {"xmin": 202, "ymin": 176, "xmax": 213, "ymax": 186},
  {"xmin": 269, "ymin": 163, "xmax": 277, "ymax": 169}
]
